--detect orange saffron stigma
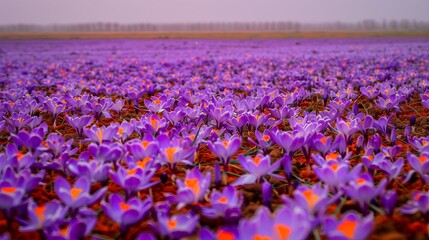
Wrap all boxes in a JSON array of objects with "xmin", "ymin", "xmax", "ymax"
[
  {"xmin": 275, "ymin": 223, "xmax": 291, "ymax": 240},
  {"xmin": 262, "ymin": 135, "xmax": 270, "ymax": 141},
  {"xmin": 16, "ymin": 152, "xmax": 24, "ymax": 161},
  {"xmin": 96, "ymin": 130, "xmax": 103, "ymax": 143},
  {"xmin": 253, "ymin": 156, "xmax": 262, "ymax": 166},
  {"xmin": 418, "ymin": 155, "xmax": 427, "ymax": 164},
  {"xmin": 356, "ymin": 178, "xmax": 366, "ymax": 185},
  {"xmin": 165, "ymin": 147, "xmax": 178, "ymax": 163},
  {"xmin": 320, "ymin": 137, "xmax": 328, "ymax": 144},
  {"xmin": 118, "ymin": 127, "xmax": 124, "ymax": 136},
  {"xmin": 218, "ymin": 196, "xmax": 228, "ymax": 204},
  {"xmin": 1, "ymin": 187, "xmax": 16, "ymax": 194},
  {"xmin": 167, "ymin": 219, "xmax": 177, "ymax": 230},
  {"xmin": 330, "ymin": 164, "xmax": 340, "ymax": 172},
  {"xmin": 337, "ymin": 219, "xmax": 358, "ymax": 239},
  {"xmin": 153, "ymin": 99, "xmax": 162, "ymax": 105},
  {"xmin": 150, "ymin": 118, "xmax": 158, "ymax": 129},
  {"xmin": 141, "ymin": 141, "xmax": 150, "ymax": 149},
  {"xmin": 326, "ymin": 152, "xmax": 339, "ymax": 161},
  {"xmin": 217, "ymin": 230, "xmax": 235, "ymax": 240},
  {"xmin": 127, "ymin": 168, "xmax": 138, "ymax": 175},
  {"xmin": 137, "ymin": 157, "xmax": 151, "ymax": 169},
  {"xmin": 34, "ymin": 205, "xmax": 46, "ymax": 222},
  {"xmin": 184, "ymin": 178, "xmax": 200, "ymax": 197},
  {"xmin": 119, "ymin": 202, "xmax": 130, "ymax": 211},
  {"xmin": 222, "ymin": 141, "xmax": 229, "ymax": 148},
  {"xmin": 253, "ymin": 234, "xmax": 272, "ymax": 240},
  {"xmin": 70, "ymin": 187, "xmax": 83, "ymax": 200},
  {"xmin": 302, "ymin": 189, "xmax": 319, "ymax": 209}
]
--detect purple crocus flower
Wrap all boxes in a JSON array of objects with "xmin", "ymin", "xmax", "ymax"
[
  {"xmin": 163, "ymin": 108, "xmax": 186, "ymax": 126},
  {"xmin": 44, "ymin": 209, "xmax": 97, "ymax": 240},
  {"xmin": 336, "ymin": 118, "xmax": 360, "ymax": 145},
  {"xmin": 144, "ymin": 96, "xmax": 173, "ymax": 113},
  {"xmin": 102, "ymin": 193, "xmax": 152, "ymax": 231},
  {"xmin": 126, "ymin": 136, "xmax": 159, "ymax": 161},
  {"xmin": 268, "ymin": 129, "xmax": 305, "ymax": 156},
  {"xmin": 165, "ymin": 168, "xmax": 211, "ymax": 209},
  {"xmin": 373, "ymin": 114, "xmax": 394, "ymax": 137},
  {"xmin": 11, "ymin": 129, "xmax": 44, "ymax": 154},
  {"xmin": 406, "ymin": 152, "xmax": 429, "ymax": 183},
  {"xmin": 113, "ymin": 119, "xmax": 136, "ymax": 143},
  {"xmin": 344, "ymin": 173, "xmax": 387, "ymax": 210},
  {"xmin": 109, "ymin": 165, "xmax": 159, "ymax": 197},
  {"xmin": 156, "ymin": 212, "xmax": 199, "ymax": 239},
  {"xmin": 84, "ymin": 124, "xmax": 118, "ymax": 145},
  {"xmin": 282, "ymin": 183, "xmax": 338, "ymax": 217},
  {"xmin": 68, "ymin": 157, "xmax": 113, "ymax": 183},
  {"xmin": 207, "ymin": 134, "xmax": 241, "ymax": 168},
  {"xmin": 2, "ymin": 143, "xmax": 34, "ymax": 171},
  {"xmin": 54, "ymin": 176, "xmax": 107, "ymax": 209},
  {"xmin": 43, "ymin": 97, "xmax": 71, "ymax": 120},
  {"xmin": 3, "ymin": 113, "xmax": 35, "ymax": 133},
  {"xmin": 400, "ymin": 190, "xmax": 429, "ymax": 215},
  {"xmin": 228, "ymin": 113, "xmax": 248, "ymax": 134},
  {"xmin": 238, "ymin": 206, "xmax": 311, "ymax": 240},
  {"xmin": 202, "ymin": 186, "xmax": 243, "ymax": 221},
  {"xmin": 65, "ymin": 115, "xmax": 93, "ymax": 138},
  {"xmin": 87, "ymin": 142, "xmax": 125, "ymax": 163},
  {"xmin": 1, "ymin": 166, "xmax": 43, "ymax": 194},
  {"xmin": 248, "ymin": 130, "xmax": 272, "ymax": 154},
  {"xmin": 381, "ymin": 190, "xmax": 397, "ymax": 217},
  {"xmin": 360, "ymin": 86, "xmax": 379, "ymax": 100},
  {"xmin": 311, "ymin": 133, "xmax": 335, "ymax": 157},
  {"xmin": 158, "ymin": 134, "xmax": 197, "ymax": 170},
  {"xmin": 231, "ymin": 153, "xmax": 283, "ymax": 186},
  {"xmin": 43, "ymin": 132, "xmax": 77, "ymax": 159},
  {"xmin": 0, "ymin": 178, "xmax": 26, "ymax": 210},
  {"xmin": 247, "ymin": 111, "xmax": 272, "ymax": 129},
  {"xmin": 85, "ymin": 97, "xmax": 113, "ymax": 120},
  {"xmin": 20, "ymin": 199, "xmax": 68, "ymax": 232},
  {"xmin": 135, "ymin": 114, "xmax": 169, "ymax": 136},
  {"xmin": 323, "ymin": 211, "xmax": 374, "ymax": 240},
  {"xmin": 313, "ymin": 160, "xmax": 361, "ymax": 190}
]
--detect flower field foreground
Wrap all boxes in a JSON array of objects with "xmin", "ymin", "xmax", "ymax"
[{"xmin": 0, "ymin": 38, "xmax": 428, "ymax": 239}]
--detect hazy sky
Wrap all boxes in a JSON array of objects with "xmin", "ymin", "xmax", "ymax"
[{"xmin": 1, "ymin": 0, "xmax": 428, "ymax": 25}]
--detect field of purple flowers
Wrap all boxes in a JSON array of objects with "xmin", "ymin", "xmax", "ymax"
[{"xmin": 0, "ymin": 38, "xmax": 428, "ymax": 239}]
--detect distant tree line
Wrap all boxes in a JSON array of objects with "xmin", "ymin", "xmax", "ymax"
[{"xmin": 1, "ymin": 20, "xmax": 428, "ymax": 32}]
